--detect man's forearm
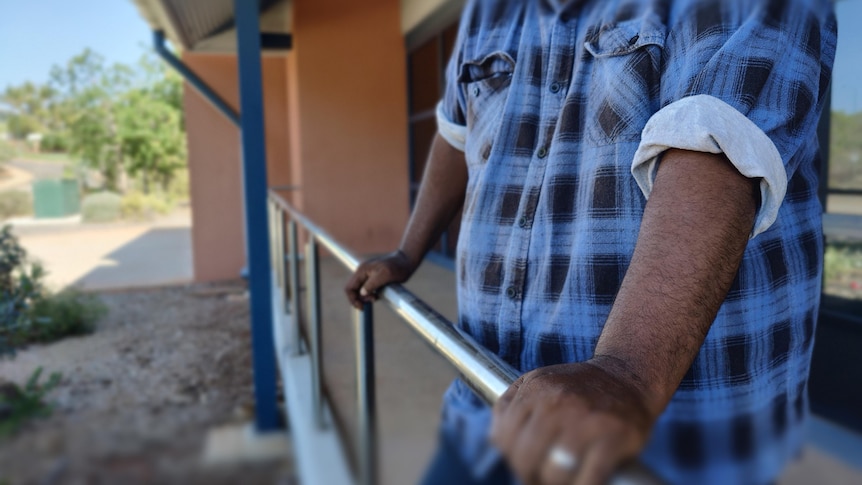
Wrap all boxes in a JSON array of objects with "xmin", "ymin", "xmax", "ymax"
[
  {"xmin": 399, "ymin": 133, "xmax": 468, "ymax": 267},
  {"xmin": 594, "ymin": 149, "xmax": 759, "ymax": 417}
]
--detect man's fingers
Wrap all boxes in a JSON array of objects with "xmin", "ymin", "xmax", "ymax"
[
  {"xmin": 490, "ymin": 376, "xmax": 524, "ymax": 441},
  {"xmin": 344, "ymin": 266, "xmax": 369, "ymax": 309},
  {"xmin": 508, "ymin": 407, "xmax": 560, "ymax": 484},
  {"xmin": 572, "ymin": 437, "xmax": 624, "ymax": 485},
  {"xmin": 359, "ymin": 267, "xmax": 393, "ymax": 300},
  {"xmin": 538, "ymin": 434, "xmax": 581, "ymax": 485},
  {"xmin": 490, "ymin": 395, "xmax": 531, "ymax": 457},
  {"xmin": 494, "ymin": 375, "xmax": 523, "ymax": 413}
]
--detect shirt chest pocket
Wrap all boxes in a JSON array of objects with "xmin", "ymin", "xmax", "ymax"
[
  {"xmin": 459, "ymin": 51, "xmax": 515, "ymax": 165},
  {"xmin": 583, "ymin": 18, "xmax": 666, "ymax": 146}
]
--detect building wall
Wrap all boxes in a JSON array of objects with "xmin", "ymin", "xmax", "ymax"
[
  {"xmin": 287, "ymin": 0, "xmax": 410, "ymax": 254},
  {"xmin": 182, "ymin": 54, "xmax": 291, "ymax": 282},
  {"xmin": 182, "ymin": 0, "xmax": 412, "ymax": 281}
]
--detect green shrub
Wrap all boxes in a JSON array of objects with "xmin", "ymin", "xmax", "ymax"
[
  {"xmin": 1, "ymin": 226, "xmax": 46, "ymax": 356},
  {"xmin": 20, "ymin": 290, "xmax": 105, "ymax": 344},
  {"xmin": 168, "ymin": 168, "xmax": 190, "ymax": 203},
  {"xmin": 825, "ymin": 243, "xmax": 862, "ymax": 282},
  {"xmin": 1, "ymin": 227, "xmax": 104, "ymax": 356},
  {"xmin": 121, "ymin": 191, "xmax": 173, "ymax": 221},
  {"xmin": 0, "ymin": 191, "xmax": 32, "ymax": 220},
  {"xmin": 81, "ymin": 191, "xmax": 122, "ymax": 223},
  {"xmin": 0, "ymin": 367, "xmax": 61, "ymax": 439},
  {"xmin": 39, "ymin": 133, "xmax": 68, "ymax": 153}
]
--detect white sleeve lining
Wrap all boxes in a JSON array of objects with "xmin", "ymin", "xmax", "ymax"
[
  {"xmin": 436, "ymin": 101, "xmax": 467, "ymax": 152},
  {"xmin": 631, "ymin": 94, "xmax": 787, "ymax": 238}
]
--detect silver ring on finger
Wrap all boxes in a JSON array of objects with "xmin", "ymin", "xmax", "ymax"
[{"xmin": 548, "ymin": 445, "xmax": 578, "ymax": 471}]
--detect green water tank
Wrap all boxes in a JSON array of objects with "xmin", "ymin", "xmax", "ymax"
[{"xmin": 32, "ymin": 179, "xmax": 80, "ymax": 218}]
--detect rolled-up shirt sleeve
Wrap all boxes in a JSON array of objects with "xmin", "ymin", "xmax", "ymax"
[
  {"xmin": 437, "ymin": 101, "xmax": 467, "ymax": 152},
  {"xmin": 435, "ymin": 6, "xmax": 471, "ymax": 152},
  {"xmin": 631, "ymin": 0, "xmax": 837, "ymax": 238}
]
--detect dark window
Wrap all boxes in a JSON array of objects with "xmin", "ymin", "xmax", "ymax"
[{"xmin": 810, "ymin": 0, "xmax": 862, "ymax": 433}]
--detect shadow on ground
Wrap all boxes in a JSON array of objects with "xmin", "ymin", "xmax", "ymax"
[{"xmin": 71, "ymin": 226, "xmax": 192, "ymax": 291}]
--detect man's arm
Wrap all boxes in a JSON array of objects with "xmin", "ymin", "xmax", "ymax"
[
  {"xmin": 491, "ymin": 149, "xmax": 759, "ymax": 485},
  {"xmin": 345, "ymin": 133, "xmax": 467, "ymax": 309}
]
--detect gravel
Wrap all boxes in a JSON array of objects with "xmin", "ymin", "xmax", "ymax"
[{"xmin": 0, "ymin": 283, "xmax": 292, "ymax": 485}]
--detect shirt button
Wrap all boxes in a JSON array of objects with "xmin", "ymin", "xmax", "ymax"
[
  {"xmin": 518, "ymin": 216, "xmax": 529, "ymax": 228},
  {"xmin": 550, "ymin": 82, "xmax": 562, "ymax": 94},
  {"xmin": 472, "ymin": 86, "xmax": 480, "ymax": 96},
  {"xmin": 505, "ymin": 286, "xmax": 517, "ymax": 299},
  {"xmin": 536, "ymin": 146, "xmax": 548, "ymax": 159}
]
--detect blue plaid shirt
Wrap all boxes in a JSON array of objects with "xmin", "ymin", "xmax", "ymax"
[{"xmin": 434, "ymin": 1, "xmax": 837, "ymax": 484}]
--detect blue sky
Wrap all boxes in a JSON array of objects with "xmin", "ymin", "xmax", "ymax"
[
  {"xmin": 0, "ymin": 0, "xmax": 859, "ymax": 112},
  {"xmin": 0, "ymin": 0, "xmax": 151, "ymax": 90}
]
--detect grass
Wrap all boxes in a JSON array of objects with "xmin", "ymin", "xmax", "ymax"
[
  {"xmin": 0, "ymin": 367, "xmax": 62, "ymax": 440},
  {"xmin": 0, "ymin": 191, "xmax": 32, "ymax": 220},
  {"xmin": 824, "ymin": 242, "xmax": 862, "ymax": 299},
  {"xmin": 21, "ymin": 290, "xmax": 106, "ymax": 345},
  {"xmin": 825, "ymin": 243, "xmax": 862, "ymax": 280}
]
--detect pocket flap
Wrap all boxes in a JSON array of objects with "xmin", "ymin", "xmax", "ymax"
[
  {"xmin": 584, "ymin": 17, "xmax": 666, "ymax": 58},
  {"xmin": 458, "ymin": 51, "xmax": 516, "ymax": 83}
]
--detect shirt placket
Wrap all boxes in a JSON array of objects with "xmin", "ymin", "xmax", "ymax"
[{"xmin": 501, "ymin": 9, "xmax": 577, "ymax": 371}]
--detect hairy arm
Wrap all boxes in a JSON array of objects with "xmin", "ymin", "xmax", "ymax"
[
  {"xmin": 594, "ymin": 148, "xmax": 758, "ymax": 415},
  {"xmin": 398, "ymin": 133, "xmax": 469, "ymax": 269},
  {"xmin": 493, "ymin": 148, "xmax": 759, "ymax": 485}
]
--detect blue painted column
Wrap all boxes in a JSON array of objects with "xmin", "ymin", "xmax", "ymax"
[{"xmin": 234, "ymin": 0, "xmax": 279, "ymax": 432}]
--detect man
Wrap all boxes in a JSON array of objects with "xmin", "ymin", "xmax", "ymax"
[{"xmin": 345, "ymin": 1, "xmax": 837, "ymax": 483}]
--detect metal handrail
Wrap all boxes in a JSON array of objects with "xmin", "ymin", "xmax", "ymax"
[{"xmin": 267, "ymin": 189, "xmax": 663, "ymax": 485}]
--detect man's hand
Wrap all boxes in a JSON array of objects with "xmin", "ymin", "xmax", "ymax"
[
  {"xmin": 344, "ymin": 250, "xmax": 416, "ymax": 309},
  {"xmin": 344, "ymin": 133, "xmax": 467, "ymax": 310},
  {"xmin": 491, "ymin": 357, "xmax": 654, "ymax": 485}
]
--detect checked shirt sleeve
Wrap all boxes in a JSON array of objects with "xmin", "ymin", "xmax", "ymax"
[
  {"xmin": 631, "ymin": 0, "xmax": 837, "ymax": 237},
  {"xmin": 435, "ymin": 3, "xmax": 472, "ymax": 152}
]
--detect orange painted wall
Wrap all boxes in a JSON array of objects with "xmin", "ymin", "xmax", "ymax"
[
  {"xmin": 182, "ymin": 54, "xmax": 291, "ymax": 282},
  {"xmin": 287, "ymin": 0, "xmax": 411, "ymax": 254}
]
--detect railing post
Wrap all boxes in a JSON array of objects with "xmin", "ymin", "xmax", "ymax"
[
  {"xmin": 354, "ymin": 303, "xmax": 377, "ymax": 485},
  {"xmin": 281, "ymin": 213, "xmax": 291, "ymax": 315},
  {"xmin": 287, "ymin": 220, "xmax": 303, "ymax": 355},
  {"xmin": 276, "ymin": 208, "xmax": 285, "ymax": 292},
  {"xmin": 267, "ymin": 200, "xmax": 272, "ymax": 268},
  {"xmin": 270, "ymin": 201, "xmax": 279, "ymax": 278},
  {"xmin": 305, "ymin": 237, "xmax": 325, "ymax": 429}
]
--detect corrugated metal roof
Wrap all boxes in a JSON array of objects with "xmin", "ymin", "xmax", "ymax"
[
  {"xmin": 164, "ymin": 0, "xmax": 228, "ymax": 48},
  {"xmin": 134, "ymin": 0, "xmax": 288, "ymax": 52}
]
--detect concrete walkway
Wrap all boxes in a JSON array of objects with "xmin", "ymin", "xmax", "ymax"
[{"xmin": 11, "ymin": 209, "xmax": 193, "ymax": 291}]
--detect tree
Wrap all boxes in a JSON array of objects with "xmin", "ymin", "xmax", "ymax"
[
  {"xmin": 1, "ymin": 82, "xmax": 57, "ymax": 139},
  {"xmin": 1, "ymin": 48, "xmax": 188, "ymax": 193},
  {"xmin": 117, "ymin": 88, "xmax": 186, "ymax": 193},
  {"xmin": 50, "ymin": 50, "xmax": 133, "ymax": 191}
]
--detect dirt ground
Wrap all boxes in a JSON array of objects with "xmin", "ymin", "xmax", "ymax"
[{"xmin": 0, "ymin": 283, "xmax": 292, "ymax": 485}]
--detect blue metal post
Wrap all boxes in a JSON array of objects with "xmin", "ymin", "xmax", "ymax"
[{"xmin": 235, "ymin": 0, "xmax": 279, "ymax": 432}]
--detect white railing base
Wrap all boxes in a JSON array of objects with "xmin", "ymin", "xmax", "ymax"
[{"xmin": 272, "ymin": 281, "xmax": 353, "ymax": 485}]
